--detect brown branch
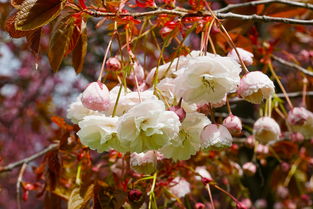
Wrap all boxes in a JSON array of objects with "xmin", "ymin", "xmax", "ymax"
[
  {"xmin": 84, "ymin": 8, "xmax": 313, "ymax": 25},
  {"xmin": 0, "ymin": 143, "xmax": 59, "ymax": 173},
  {"xmin": 17, "ymin": 163, "xmax": 27, "ymax": 209},
  {"xmin": 216, "ymin": 0, "xmax": 313, "ymax": 13},
  {"xmin": 272, "ymin": 55, "xmax": 313, "ymax": 77},
  {"xmin": 216, "ymin": 12, "xmax": 313, "ymax": 25}
]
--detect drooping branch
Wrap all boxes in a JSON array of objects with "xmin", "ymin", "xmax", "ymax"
[
  {"xmin": 215, "ymin": 0, "xmax": 313, "ymax": 13},
  {"xmin": 0, "ymin": 143, "xmax": 59, "ymax": 173},
  {"xmin": 272, "ymin": 55, "xmax": 313, "ymax": 77},
  {"xmin": 84, "ymin": 8, "xmax": 313, "ymax": 25}
]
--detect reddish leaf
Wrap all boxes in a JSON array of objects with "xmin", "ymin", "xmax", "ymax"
[
  {"xmin": 72, "ymin": 20, "xmax": 87, "ymax": 74},
  {"xmin": 45, "ymin": 150, "xmax": 61, "ymax": 190},
  {"xmin": 5, "ymin": 12, "xmax": 30, "ymax": 38},
  {"xmin": 15, "ymin": 0, "xmax": 67, "ymax": 31},
  {"xmin": 26, "ymin": 28, "xmax": 41, "ymax": 55},
  {"xmin": 51, "ymin": 116, "xmax": 73, "ymax": 130},
  {"xmin": 48, "ymin": 15, "xmax": 76, "ymax": 71},
  {"xmin": 10, "ymin": 0, "xmax": 25, "ymax": 8}
]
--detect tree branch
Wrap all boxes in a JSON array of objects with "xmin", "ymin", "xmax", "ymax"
[
  {"xmin": 84, "ymin": 8, "xmax": 313, "ymax": 25},
  {"xmin": 272, "ymin": 55, "xmax": 313, "ymax": 77},
  {"xmin": 216, "ymin": 0, "xmax": 313, "ymax": 13},
  {"xmin": 215, "ymin": 12, "xmax": 313, "ymax": 25},
  {"xmin": 0, "ymin": 143, "xmax": 59, "ymax": 173}
]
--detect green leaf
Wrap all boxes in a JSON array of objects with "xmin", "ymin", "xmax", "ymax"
[
  {"xmin": 15, "ymin": 0, "xmax": 66, "ymax": 31},
  {"xmin": 68, "ymin": 184, "xmax": 94, "ymax": 209},
  {"xmin": 48, "ymin": 15, "xmax": 76, "ymax": 72},
  {"xmin": 72, "ymin": 20, "xmax": 87, "ymax": 74}
]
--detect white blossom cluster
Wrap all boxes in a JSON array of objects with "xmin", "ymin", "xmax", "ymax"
[{"xmin": 67, "ymin": 49, "xmax": 279, "ymax": 167}]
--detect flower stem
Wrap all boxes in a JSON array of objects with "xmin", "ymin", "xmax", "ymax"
[
  {"xmin": 268, "ymin": 60, "xmax": 293, "ymax": 109},
  {"xmin": 98, "ymin": 36, "xmax": 114, "ymax": 81}
]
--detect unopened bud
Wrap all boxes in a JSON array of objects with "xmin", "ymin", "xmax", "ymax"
[
  {"xmin": 223, "ymin": 115, "xmax": 242, "ymax": 135},
  {"xmin": 169, "ymin": 105, "xmax": 186, "ymax": 122},
  {"xmin": 242, "ymin": 162, "xmax": 257, "ymax": 176},
  {"xmin": 106, "ymin": 57, "xmax": 121, "ymax": 72},
  {"xmin": 128, "ymin": 189, "xmax": 142, "ymax": 202},
  {"xmin": 81, "ymin": 81, "xmax": 110, "ymax": 111}
]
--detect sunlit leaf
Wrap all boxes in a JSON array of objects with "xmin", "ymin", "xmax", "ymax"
[
  {"xmin": 15, "ymin": 0, "xmax": 66, "ymax": 31},
  {"xmin": 48, "ymin": 15, "xmax": 76, "ymax": 71},
  {"xmin": 68, "ymin": 184, "xmax": 94, "ymax": 209},
  {"xmin": 5, "ymin": 12, "xmax": 30, "ymax": 38}
]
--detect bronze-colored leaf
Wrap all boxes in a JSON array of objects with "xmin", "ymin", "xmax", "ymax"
[
  {"xmin": 48, "ymin": 15, "xmax": 76, "ymax": 72},
  {"xmin": 68, "ymin": 184, "xmax": 94, "ymax": 209},
  {"xmin": 26, "ymin": 28, "xmax": 41, "ymax": 55},
  {"xmin": 72, "ymin": 20, "xmax": 87, "ymax": 74},
  {"xmin": 11, "ymin": 0, "xmax": 25, "ymax": 8},
  {"xmin": 5, "ymin": 12, "xmax": 30, "ymax": 38},
  {"xmin": 15, "ymin": 0, "xmax": 66, "ymax": 31}
]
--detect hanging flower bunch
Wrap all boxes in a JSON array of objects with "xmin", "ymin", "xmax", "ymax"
[{"xmin": 67, "ymin": 48, "xmax": 278, "ymax": 165}]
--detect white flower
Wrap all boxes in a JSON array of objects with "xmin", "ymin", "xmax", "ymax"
[
  {"xmin": 107, "ymin": 87, "xmax": 158, "ymax": 116},
  {"xmin": 287, "ymin": 107, "xmax": 313, "ymax": 139},
  {"xmin": 146, "ymin": 56, "xmax": 190, "ymax": 86},
  {"xmin": 174, "ymin": 54, "xmax": 242, "ymax": 104},
  {"xmin": 237, "ymin": 71, "xmax": 275, "ymax": 104},
  {"xmin": 200, "ymin": 124, "xmax": 233, "ymax": 150},
  {"xmin": 160, "ymin": 112, "xmax": 211, "ymax": 161},
  {"xmin": 169, "ymin": 177, "xmax": 191, "ymax": 198},
  {"xmin": 253, "ymin": 117, "xmax": 281, "ymax": 144},
  {"xmin": 77, "ymin": 115, "xmax": 119, "ymax": 152},
  {"xmin": 130, "ymin": 151, "xmax": 157, "ymax": 174},
  {"xmin": 227, "ymin": 48, "xmax": 254, "ymax": 66},
  {"xmin": 66, "ymin": 95, "xmax": 103, "ymax": 124},
  {"xmin": 81, "ymin": 81, "xmax": 110, "ymax": 111},
  {"xmin": 117, "ymin": 100, "xmax": 181, "ymax": 153}
]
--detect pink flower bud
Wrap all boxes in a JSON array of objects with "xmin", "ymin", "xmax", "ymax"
[
  {"xmin": 130, "ymin": 151, "xmax": 157, "ymax": 174},
  {"xmin": 280, "ymin": 162, "xmax": 290, "ymax": 172},
  {"xmin": 237, "ymin": 71, "xmax": 275, "ymax": 104},
  {"xmin": 256, "ymin": 144, "xmax": 269, "ymax": 155},
  {"xmin": 223, "ymin": 115, "xmax": 242, "ymax": 135},
  {"xmin": 245, "ymin": 136, "xmax": 255, "ymax": 148},
  {"xmin": 239, "ymin": 198, "xmax": 252, "ymax": 209},
  {"xmin": 81, "ymin": 81, "xmax": 110, "ymax": 111},
  {"xmin": 200, "ymin": 124, "xmax": 233, "ymax": 150},
  {"xmin": 253, "ymin": 117, "xmax": 281, "ymax": 144},
  {"xmin": 128, "ymin": 62, "xmax": 145, "ymax": 85},
  {"xmin": 195, "ymin": 203, "xmax": 205, "ymax": 209},
  {"xmin": 228, "ymin": 47, "xmax": 254, "ymax": 66},
  {"xmin": 128, "ymin": 189, "xmax": 142, "ymax": 202},
  {"xmin": 287, "ymin": 107, "xmax": 313, "ymax": 139},
  {"xmin": 290, "ymin": 132, "xmax": 304, "ymax": 142},
  {"xmin": 106, "ymin": 57, "xmax": 121, "ymax": 72},
  {"xmin": 242, "ymin": 162, "xmax": 257, "ymax": 176},
  {"xmin": 255, "ymin": 199, "xmax": 267, "ymax": 209},
  {"xmin": 169, "ymin": 105, "xmax": 186, "ymax": 122}
]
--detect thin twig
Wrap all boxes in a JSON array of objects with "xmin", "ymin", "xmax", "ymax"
[
  {"xmin": 272, "ymin": 55, "xmax": 313, "ymax": 77},
  {"xmin": 84, "ymin": 8, "xmax": 313, "ymax": 25},
  {"xmin": 215, "ymin": 12, "xmax": 313, "ymax": 25},
  {"xmin": 17, "ymin": 163, "xmax": 27, "ymax": 209},
  {"xmin": 216, "ymin": 0, "xmax": 313, "ymax": 13},
  {"xmin": 0, "ymin": 143, "xmax": 59, "ymax": 173}
]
